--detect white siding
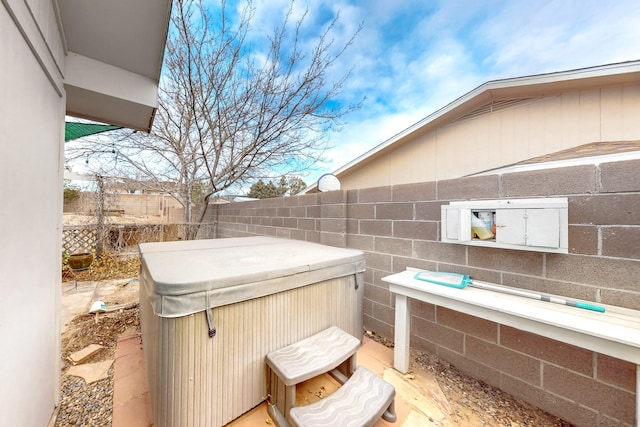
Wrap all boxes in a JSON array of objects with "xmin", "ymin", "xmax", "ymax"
[
  {"xmin": 0, "ymin": 1, "xmax": 65, "ymax": 425},
  {"xmin": 342, "ymin": 85, "xmax": 640, "ymax": 189}
]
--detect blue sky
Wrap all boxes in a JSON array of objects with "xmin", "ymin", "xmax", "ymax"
[{"xmin": 239, "ymin": 0, "xmax": 640, "ymax": 185}]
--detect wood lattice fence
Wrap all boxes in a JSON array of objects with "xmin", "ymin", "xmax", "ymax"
[{"xmin": 62, "ymin": 223, "xmax": 216, "ymax": 255}]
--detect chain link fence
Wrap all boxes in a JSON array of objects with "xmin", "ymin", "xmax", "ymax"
[{"xmin": 62, "ymin": 222, "xmax": 216, "ymax": 255}]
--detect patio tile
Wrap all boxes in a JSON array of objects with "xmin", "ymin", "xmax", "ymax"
[
  {"xmin": 112, "ymin": 391, "xmax": 153, "ymax": 427},
  {"xmin": 115, "ymin": 332, "xmax": 143, "ymax": 359},
  {"xmin": 113, "ymin": 364, "xmax": 149, "ymax": 406},
  {"xmin": 66, "ymin": 360, "xmax": 113, "ymax": 384},
  {"xmin": 68, "ymin": 344, "xmax": 105, "ymax": 365},
  {"xmin": 114, "ymin": 349, "xmax": 145, "ymax": 381}
]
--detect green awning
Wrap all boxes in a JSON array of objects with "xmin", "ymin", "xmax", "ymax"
[{"xmin": 65, "ymin": 122, "xmax": 122, "ymax": 141}]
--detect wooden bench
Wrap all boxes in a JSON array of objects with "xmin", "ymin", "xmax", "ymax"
[
  {"xmin": 383, "ymin": 267, "xmax": 640, "ymax": 427},
  {"xmin": 266, "ymin": 326, "xmax": 396, "ymax": 427}
]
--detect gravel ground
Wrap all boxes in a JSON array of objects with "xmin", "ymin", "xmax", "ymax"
[
  {"xmin": 368, "ymin": 331, "xmax": 573, "ymax": 427},
  {"xmin": 55, "ymin": 306, "xmax": 140, "ymax": 427}
]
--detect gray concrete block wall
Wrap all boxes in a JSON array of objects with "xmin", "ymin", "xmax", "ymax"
[{"xmin": 208, "ymin": 158, "xmax": 640, "ymax": 426}]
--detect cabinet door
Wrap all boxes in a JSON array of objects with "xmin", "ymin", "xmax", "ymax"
[
  {"xmin": 496, "ymin": 209, "xmax": 560, "ymax": 248},
  {"xmin": 443, "ymin": 207, "xmax": 472, "ymax": 241},
  {"xmin": 496, "ymin": 209, "xmax": 526, "ymax": 245},
  {"xmin": 525, "ymin": 209, "xmax": 560, "ymax": 248}
]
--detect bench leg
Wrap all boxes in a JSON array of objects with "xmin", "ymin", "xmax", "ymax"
[
  {"xmin": 285, "ymin": 384, "xmax": 296, "ymax": 416},
  {"xmin": 394, "ymin": 294, "xmax": 411, "ymax": 373},
  {"xmin": 383, "ymin": 398, "xmax": 397, "ymax": 423}
]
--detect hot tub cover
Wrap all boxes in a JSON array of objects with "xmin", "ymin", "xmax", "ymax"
[{"xmin": 139, "ymin": 237, "xmax": 365, "ymax": 317}]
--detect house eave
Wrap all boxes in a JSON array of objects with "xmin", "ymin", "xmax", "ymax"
[
  {"xmin": 58, "ymin": 0, "xmax": 172, "ymax": 132},
  {"xmin": 326, "ymin": 60, "xmax": 640, "ymax": 186}
]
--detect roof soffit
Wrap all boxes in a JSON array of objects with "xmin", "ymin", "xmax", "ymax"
[
  {"xmin": 58, "ymin": 0, "xmax": 171, "ymax": 81},
  {"xmin": 57, "ymin": 0, "xmax": 172, "ymax": 131}
]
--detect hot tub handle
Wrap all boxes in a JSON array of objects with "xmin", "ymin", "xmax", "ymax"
[{"xmin": 205, "ymin": 308, "xmax": 217, "ymax": 338}]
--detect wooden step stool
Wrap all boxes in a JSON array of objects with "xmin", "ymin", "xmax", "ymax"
[{"xmin": 265, "ymin": 326, "xmax": 396, "ymax": 427}]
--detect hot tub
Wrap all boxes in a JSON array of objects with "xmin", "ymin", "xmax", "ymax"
[{"xmin": 139, "ymin": 236, "xmax": 365, "ymax": 427}]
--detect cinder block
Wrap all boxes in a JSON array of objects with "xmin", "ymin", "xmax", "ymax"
[
  {"xmin": 568, "ymin": 225, "xmax": 598, "ymax": 254},
  {"xmin": 363, "ymin": 314, "xmax": 393, "ymax": 340},
  {"xmin": 374, "ymin": 237, "xmax": 412, "ymax": 257},
  {"xmin": 597, "ymin": 354, "xmax": 635, "ymax": 392},
  {"xmin": 409, "ymin": 299, "xmax": 436, "ymax": 321},
  {"xmin": 296, "ymin": 193, "xmax": 319, "ymax": 206},
  {"xmin": 411, "ymin": 334, "xmax": 438, "ymax": 355},
  {"xmin": 468, "ymin": 246, "xmax": 543, "ymax": 276},
  {"xmin": 500, "ymin": 326, "xmax": 593, "ymax": 376},
  {"xmin": 320, "ymin": 204, "xmax": 346, "ymax": 218},
  {"xmin": 436, "ymin": 346, "xmax": 502, "ymax": 391},
  {"xmin": 283, "ymin": 217, "xmax": 297, "ymax": 228},
  {"xmin": 346, "ymin": 219, "xmax": 359, "ymax": 235},
  {"xmin": 412, "ymin": 317, "xmax": 464, "ymax": 354},
  {"xmin": 319, "ymin": 232, "xmax": 345, "ymax": 247},
  {"xmin": 347, "ymin": 204, "xmax": 375, "ymax": 219},
  {"xmin": 502, "ymin": 274, "xmax": 597, "ymax": 305},
  {"xmin": 276, "ymin": 228, "xmax": 291, "ymax": 239},
  {"xmin": 290, "ymin": 229, "xmax": 306, "ymax": 241},
  {"xmin": 364, "ymin": 252, "xmax": 392, "ymax": 271},
  {"xmin": 359, "ymin": 219, "xmax": 392, "ymax": 236},
  {"xmin": 602, "ymin": 226, "xmax": 640, "ymax": 259},
  {"xmin": 319, "ymin": 190, "xmax": 346, "ymax": 204},
  {"xmin": 438, "ymin": 175, "xmax": 499, "ymax": 200},
  {"xmin": 569, "ymin": 194, "xmax": 640, "ymax": 226},
  {"xmin": 414, "ymin": 241, "xmax": 466, "ymax": 264},
  {"xmin": 500, "ymin": 375, "xmax": 598, "ymax": 427},
  {"xmin": 599, "ymin": 159, "xmax": 640, "ymax": 193},
  {"xmin": 375, "ymin": 202, "xmax": 414, "ymax": 220},
  {"xmin": 372, "ymin": 301, "xmax": 395, "ymax": 326},
  {"xmin": 318, "ymin": 218, "xmax": 345, "ymax": 233},
  {"xmin": 415, "ymin": 201, "xmax": 446, "ymax": 221},
  {"xmin": 393, "ymin": 220, "xmax": 437, "ymax": 241},
  {"xmin": 359, "ymin": 186, "xmax": 392, "ymax": 203},
  {"xmin": 276, "ymin": 207, "xmax": 290, "ymax": 217},
  {"xmin": 392, "ymin": 182, "xmax": 436, "ymax": 202},
  {"xmin": 269, "ymin": 217, "xmax": 283, "ymax": 227},
  {"xmin": 437, "ymin": 308, "xmax": 498, "ymax": 343},
  {"xmin": 346, "ymin": 189, "xmax": 358, "ymax": 204},
  {"xmin": 546, "ymin": 253, "xmax": 640, "ymax": 291},
  {"xmin": 465, "ymin": 336, "xmax": 541, "ymax": 385},
  {"xmin": 363, "ymin": 282, "xmax": 392, "ymax": 306},
  {"xmin": 544, "ymin": 364, "xmax": 635, "ymax": 425},
  {"xmin": 306, "ymin": 205, "xmax": 321, "ymax": 218},
  {"xmin": 501, "ymin": 165, "xmax": 596, "ymax": 197},
  {"xmin": 599, "ymin": 288, "xmax": 640, "ymax": 311},
  {"xmin": 392, "ymin": 256, "xmax": 436, "ymax": 275},
  {"xmin": 283, "ymin": 195, "xmax": 300, "ymax": 206}
]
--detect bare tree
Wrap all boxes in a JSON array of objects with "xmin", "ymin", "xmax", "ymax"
[{"xmin": 67, "ymin": 0, "xmax": 361, "ymax": 231}]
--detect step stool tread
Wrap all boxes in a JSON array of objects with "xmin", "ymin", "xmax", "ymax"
[
  {"xmin": 289, "ymin": 366, "xmax": 395, "ymax": 427},
  {"xmin": 266, "ymin": 326, "xmax": 360, "ymax": 385}
]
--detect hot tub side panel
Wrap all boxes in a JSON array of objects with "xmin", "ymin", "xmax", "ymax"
[{"xmin": 142, "ymin": 274, "xmax": 363, "ymax": 427}]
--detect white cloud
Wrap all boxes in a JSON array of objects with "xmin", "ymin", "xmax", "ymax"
[{"xmin": 211, "ymin": 0, "xmax": 640, "ymax": 184}]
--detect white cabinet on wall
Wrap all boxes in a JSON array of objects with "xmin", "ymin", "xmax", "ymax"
[{"xmin": 441, "ymin": 198, "xmax": 568, "ymax": 253}]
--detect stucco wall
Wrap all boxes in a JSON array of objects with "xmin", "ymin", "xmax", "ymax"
[
  {"xmin": 0, "ymin": 1, "xmax": 66, "ymax": 425},
  {"xmin": 340, "ymin": 85, "xmax": 640, "ymax": 190},
  {"xmin": 208, "ymin": 158, "xmax": 640, "ymax": 426}
]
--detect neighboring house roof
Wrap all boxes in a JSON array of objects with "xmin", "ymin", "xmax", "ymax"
[
  {"xmin": 305, "ymin": 60, "xmax": 640, "ymax": 192},
  {"xmin": 472, "ymin": 140, "xmax": 640, "ymax": 177},
  {"xmin": 59, "ymin": 0, "xmax": 172, "ymax": 131}
]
